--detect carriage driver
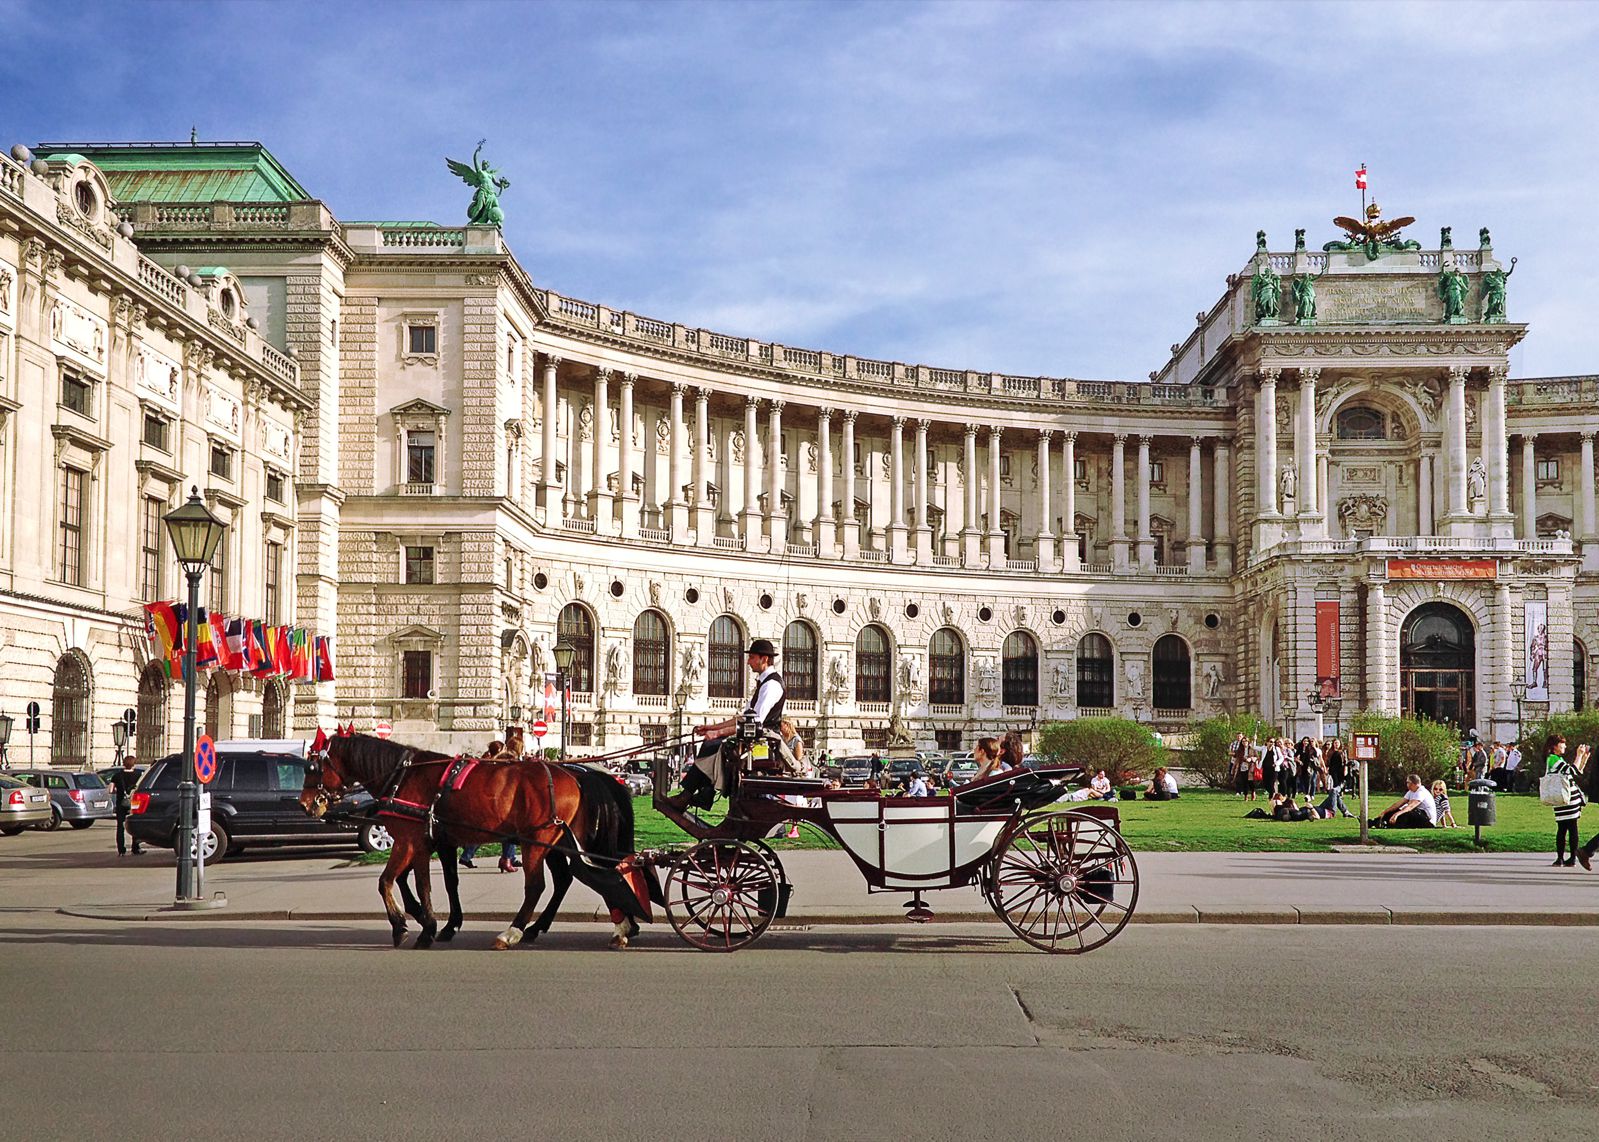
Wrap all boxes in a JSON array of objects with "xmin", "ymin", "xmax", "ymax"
[{"xmin": 665, "ymin": 637, "xmax": 793, "ymax": 811}]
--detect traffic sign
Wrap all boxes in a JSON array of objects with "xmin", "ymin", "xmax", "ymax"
[
  {"xmin": 122, "ymin": 707, "xmax": 137, "ymax": 730},
  {"xmin": 531, "ymin": 719, "xmax": 548, "ymax": 739},
  {"xmin": 25, "ymin": 701, "xmax": 40, "ymax": 734},
  {"xmin": 195, "ymin": 734, "xmax": 218, "ymax": 784},
  {"xmin": 374, "ymin": 720, "xmax": 393, "ymax": 740}
]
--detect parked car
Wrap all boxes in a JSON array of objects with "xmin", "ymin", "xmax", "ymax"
[
  {"xmin": 96, "ymin": 764, "xmax": 148, "ymax": 788},
  {"xmin": 887, "ymin": 757, "xmax": 931, "ymax": 789},
  {"xmin": 834, "ymin": 755, "xmax": 875, "ymax": 787},
  {"xmin": 944, "ymin": 759, "xmax": 981, "ymax": 785},
  {"xmin": 0, "ymin": 773, "xmax": 53, "ymax": 834},
  {"xmin": 11, "ymin": 769, "xmax": 116, "ymax": 830},
  {"xmin": 127, "ymin": 748, "xmax": 391, "ymax": 862}
]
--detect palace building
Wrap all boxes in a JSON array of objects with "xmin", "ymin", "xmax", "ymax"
[{"xmin": 3, "ymin": 138, "xmax": 1595, "ymax": 762}]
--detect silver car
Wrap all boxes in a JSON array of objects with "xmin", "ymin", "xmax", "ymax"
[
  {"xmin": 12, "ymin": 769, "xmax": 116, "ymax": 830},
  {"xmin": 0, "ymin": 773, "xmax": 52, "ymax": 834}
]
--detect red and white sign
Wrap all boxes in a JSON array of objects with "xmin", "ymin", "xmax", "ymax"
[
  {"xmin": 1387, "ymin": 558, "xmax": 1497, "ymax": 581},
  {"xmin": 374, "ymin": 720, "xmax": 393, "ymax": 740},
  {"xmin": 1351, "ymin": 733, "xmax": 1380, "ymax": 761},
  {"xmin": 530, "ymin": 719, "xmax": 548, "ymax": 740}
]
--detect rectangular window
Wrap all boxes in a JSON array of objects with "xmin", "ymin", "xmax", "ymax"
[
  {"xmin": 639, "ymin": 724, "xmax": 667, "ymax": 746},
  {"xmin": 61, "ymin": 370, "xmax": 92, "ymax": 416},
  {"xmin": 1074, "ymin": 458, "xmax": 1088, "ymax": 482},
  {"xmin": 1536, "ymin": 459, "xmax": 1560, "ymax": 483},
  {"xmin": 1149, "ymin": 461, "xmax": 1165, "ymax": 485},
  {"xmin": 140, "ymin": 496, "xmax": 163, "ymax": 602},
  {"xmin": 407, "ymin": 324, "xmax": 436, "ymax": 355},
  {"xmin": 407, "ymin": 431, "xmax": 436, "ymax": 484},
  {"xmin": 567, "ymin": 722, "xmax": 593, "ymax": 747},
  {"xmin": 59, "ymin": 467, "xmax": 85, "ymax": 584},
  {"xmin": 210, "ymin": 444, "xmax": 233, "ymax": 480},
  {"xmin": 404, "ymin": 545, "xmax": 435, "ymax": 584},
  {"xmin": 999, "ymin": 456, "xmax": 1012, "ymax": 478},
  {"xmin": 265, "ymin": 471, "xmax": 285, "ymax": 504},
  {"xmin": 264, "ymin": 540, "xmax": 283, "ymax": 624},
  {"xmin": 402, "ymin": 650, "xmax": 432, "ymax": 699},
  {"xmin": 934, "ymin": 729, "xmax": 962, "ymax": 751},
  {"xmin": 142, "ymin": 412, "xmax": 169, "ymax": 450},
  {"xmin": 862, "ymin": 727, "xmax": 890, "ymax": 752},
  {"xmin": 209, "ymin": 536, "xmax": 227, "ymax": 612}
]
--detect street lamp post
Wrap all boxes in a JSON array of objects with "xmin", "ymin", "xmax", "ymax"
[
  {"xmin": 112, "ymin": 720, "xmax": 127, "ymax": 766},
  {"xmin": 1306, "ymin": 690, "xmax": 1326, "ymax": 741},
  {"xmin": 1511, "ymin": 675, "xmax": 1527, "ymax": 748},
  {"xmin": 0, "ymin": 710, "xmax": 12, "ymax": 769},
  {"xmin": 553, "ymin": 641, "xmax": 575, "ymax": 762},
  {"xmin": 163, "ymin": 488, "xmax": 226, "ymax": 907}
]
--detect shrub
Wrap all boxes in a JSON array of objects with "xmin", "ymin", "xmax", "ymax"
[
  {"xmin": 1187, "ymin": 714, "xmax": 1275, "ymax": 788},
  {"xmin": 1345, "ymin": 709, "xmax": 1459, "ymax": 791},
  {"xmin": 1520, "ymin": 708, "xmax": 1599, "ymax": 797},
  {"xmin": 1036, "ymin": 717, "xmax": 1164, "ymax": 786}
]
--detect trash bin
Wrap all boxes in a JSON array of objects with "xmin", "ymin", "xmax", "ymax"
[{"xmin": 1467, "ymin": 778, "xmax": 1497, "ymax": 827}]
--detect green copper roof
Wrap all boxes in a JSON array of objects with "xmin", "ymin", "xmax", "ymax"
[{"xmin": 31, "ymin": 141, "xmax": 313, "ymax": 203}]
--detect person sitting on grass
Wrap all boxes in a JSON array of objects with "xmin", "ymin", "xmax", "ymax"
[
  {"xmin": 1143, "ymin": 766, "xmax": 1179, "ymax": 801},
  {"xmin": 1090, "ymin": 770, "xmax": 1113, "ymax": 800},
  {"xmin": 1245, "ymin": 792, "xmax": 1316, "ymax": 821},
  {"xmin": 1370, "ymin": 774, "xmax": 1438, "ymax": 828},
  {"xmin": 1431, "ymin": 780, "xmax": 1457, "ymax": 828}
]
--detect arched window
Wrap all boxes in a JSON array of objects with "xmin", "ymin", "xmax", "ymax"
[
  {"xmin": 1076, "ymin": 633, "xmax": 1114, "ymax": 708},
  {"xmin": 632, "ymin": 610, "xmax": 671, "ymax": 696},
  {"xmin": 783, "ymin": 621, "xmax": 819, "ymax": 702},
  {"xmin": 1152, "ymin": 634, "xmax": 1191, "ymax": 710},
  {"xmin": 708, "ymin": 615, "xmax": 745, "ymax": 699},
  {"xmin": 1400, "ymin": 602, "xmax": 1475, "ymax": 729},
  {"xmin": 1336, "ymin": 406, "xmax": 1386, "ymax": 440},
  {"xmin": 136, "ymin": 663, "xmax": 168, "ymax": 761},
  {"xmin": 1002, "ymin": 631, "xmax": 1039, "ymax": 707},
  {"xmin": 50, "ymin": 653, "xmax": 91, "ymax": 766},
  {"xmin": 1576, "ymin": 639, "xmax": 1588, "ymax": 712},
  {"xmin": 261, "ymin": 679, "xmax": 288, "ymax": 739},
  {"xmin": 557, "ymin": 603, "xmax": 596, "ymax": 694},
  {"xmin": 929, "ymin": 628, "xmax": 965, "ymax": 705},
  {"xmin": 855, "ymin": 625, "xmax": 891, "ymax": 704}
]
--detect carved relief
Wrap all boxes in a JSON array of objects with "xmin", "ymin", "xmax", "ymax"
[{"xmin": 1337, "ymin": 493, "xmax": 1389, "ymax": 533}]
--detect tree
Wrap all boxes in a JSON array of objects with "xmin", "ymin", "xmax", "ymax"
[
  {"xmin": 1035, "ymin": 718, "xmax": 1164, "ymax": 786},
  {"xmin": 1187, "ymin": 714, "xmax": 1274, "ymax": 788},
  {"xmin": 1346, "ymin": 710, "xmax": 1458, "ymax": 791}
]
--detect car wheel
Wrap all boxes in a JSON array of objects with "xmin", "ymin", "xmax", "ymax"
[
  {"xmin": 68, "ymin": 820, "xmax": 94, "ymax": 830},
  {"xmin": 41, "ymin": 806, "xmax": 62, "ymax": 831},
  {"xmin": 0, "ymin": 825, "xmax": 23, "ymax": 836},
  {"xmin": 184, "ymin": 820, "xmax": 229, "ymax": 863},
  {"xmin": 358, "ymin": 823, "xmax": 395, "ymax": 853}
]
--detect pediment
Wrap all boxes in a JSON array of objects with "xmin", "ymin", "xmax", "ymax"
[
  {"xmin": 386, "ymin": 623, "xmax": 445, "ymax": 646},
  {"xmin": 390, "ymin": 398, "xmax": 450, "ymax": 419}
]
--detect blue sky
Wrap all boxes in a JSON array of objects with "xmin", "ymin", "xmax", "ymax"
[{"xmin": 4, "ymin": 0, "xmax": 1597, "ymax": 379}]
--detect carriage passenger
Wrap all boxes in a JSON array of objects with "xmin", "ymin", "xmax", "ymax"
[
  {"xmin": 665, "ymin": 638, "xmax": 789, "ymax": 812},
  {"xmin": 972, "ymin": 737, "xmax": 1004, "ymax": 781}
]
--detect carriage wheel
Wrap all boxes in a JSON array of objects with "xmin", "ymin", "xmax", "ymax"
[
  {"xmin": 664, "ymin": 839, "xmax": 781, "ymax": 952},
  {"xmin": 985, "ymin": 810, "xmax": 1139, "ymax": 954}
]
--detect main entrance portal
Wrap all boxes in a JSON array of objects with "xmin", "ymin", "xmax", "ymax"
[{"xmin": 1400, "ymin": 603, "xmax": 1476, "ymax": 730}]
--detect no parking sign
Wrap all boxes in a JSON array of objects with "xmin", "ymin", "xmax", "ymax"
[{"xmin": 195, "ymin": 734, "xmax": 218, "ymax": 785}]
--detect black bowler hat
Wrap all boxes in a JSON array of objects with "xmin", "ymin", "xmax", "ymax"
[{"xmin": 746, "ymin": 638, "xmax": 779, "ymax": 658}]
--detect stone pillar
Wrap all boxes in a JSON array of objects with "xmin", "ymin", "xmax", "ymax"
[
  {"xmin": 1135, "ymin": 435, "xmax": 1154, "ymax": 570},
  {"xmin": 888, "ymin": 415, "xmax": 908, "ymax": 561},
  {"xmin": 692, "ymin": 388, "xmax": 713, "ymax": 545},
  {"xmin": 766, "ymin": 399, "xmax": 786, "ymax": 550},
  {"xmin": 1061, "ymin": 431, "xmax": 1079, "ymax": 569},
  {"xmin": 540, "ymin": 354, "xmax": 560, "ymax": 520},
  {"xmin": 961, "ymin": 424, "xmax": 980, "ymax": 566},
  {"xmin": 986, "ymin": 427, "xmax": 1005, "ymax": 567},
  {"xmin": 617, "ymin": 373, "xmax": 638, "ymax": 537},
  {"xmin": 841, "ymin": 411, "xmax": 860, "ymax": 559},
  {"xmin": 1317, "ymin": 453, "xmax": 1329, "ymax": 520},
  {"xmin": 668, "ymin": 382, "xmax": 688, "ymax": 538},
  {"xmin": 1365, "ymin": 581, "xmax": 1394, "ymax": 714},
  {"xmin": 1486, "ymin": 366, "xmax": 1512, "ymax": 534},
  {"xmin": 1418, "ymin": 455, "xmax": 1434, "ymax": 535},
  {"xmin": 1521, "ymin": 433, "xmax": 1537, "ymax": 541},
  {"xmin": 1213, "ymin": 438, "xmax": 1232, "ymax": 573},
  {"xmin": 1297, "ymin": 368, "xmax": 1320, "ymax": 533},
  {"xmin": 741, "ymin": 396, "xmax": 760, "ymax": 545},
  {"xmin": 913, "ymin": 419, "xmax": 932, "ymax": 563},
  {"xmin": 1444, "ymin": 366, "xmax": 1470, "ymax": 530},
  {"xmin": 1580, "ymin": 431, "xmax": 1597, "ymax": 538},
  {"xmin": 816, "ymin": 408, "xmax": 836, "ymax": 555},
  {"xmin": 1254, "ymin": 369, "xmax": 1282, "ymax": 552},
  {"xmin": 1187, "ymin": 435, "xmax": 1206, "ymax": 572},
  {"xmin": 1110, "ymin": 433, "xmax": 1130, "ymax": 570},
  {"xmin": 1495, "ymin": 582, "xmax": 1514, "ymax": 738},
  {"xmin": 588, "ymin": 368, "xmax": 613, "ymax": 526},
  {"xmin": 1035, "ymin": 430, "xmax": 1056, "ymax": 571}
]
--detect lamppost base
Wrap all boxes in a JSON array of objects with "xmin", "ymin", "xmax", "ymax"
[{"xmin": 166, "ymin": 892, "xmax": 228, "ymax": 912}]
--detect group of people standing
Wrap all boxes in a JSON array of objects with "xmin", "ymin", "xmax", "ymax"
[{"xmin": 1228, "ymin": 733, "xmax": 1355, "ymax": 819}]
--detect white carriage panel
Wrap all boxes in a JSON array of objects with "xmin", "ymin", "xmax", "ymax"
[
  {"xmin": 882, "ymin": 818, "xmax": 956, "ymax": 878},
  {"xmin": 832, "ymin": 822, "xmax": 882, "ymax": 871},
  {"xmin": 952, "ymin": 820, "xmax": 1008, "ymax": 866}
]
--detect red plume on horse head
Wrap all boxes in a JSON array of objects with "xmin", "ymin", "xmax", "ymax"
[
  {"xmin": 337, "ymin": 722, "xmax": 355, "ymax": 738},
  {"xmin": 310, "ymin": 726, "xmax": 329, "ymax": 754}
]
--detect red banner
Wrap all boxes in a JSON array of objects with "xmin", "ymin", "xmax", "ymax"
[
  {"xmin": 1316, "ymin": 601, "xmax": 1341, "ymax": 698},
  {"xmin": 1387, "ymin": 558, "xmax": 1497, "ymax": 580}
]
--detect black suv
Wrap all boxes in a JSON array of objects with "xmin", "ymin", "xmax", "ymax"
[{"xmin": 127, "ymin": 750, "xmax": 391, "ymax": 862}]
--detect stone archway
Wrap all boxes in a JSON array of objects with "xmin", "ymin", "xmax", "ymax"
[{"xmin": 1400, "ymin": 602, "xmax": 1476, "ymax": 730}]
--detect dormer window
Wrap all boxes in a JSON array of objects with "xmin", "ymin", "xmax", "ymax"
[
  {"xmin": 74, "ymin": 181, "xmax": 97, "ymax": 219},
  {"xmin": 218, "ymin": 287, "xmax": 237, "ymax": 319},
  {"xmin": 1336, "ymin": 406, "xmax": 1386, "ymax": 440}
]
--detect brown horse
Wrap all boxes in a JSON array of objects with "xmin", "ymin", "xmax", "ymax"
[{"xmin": 303, "ymin": 732, "xmax": 653, "ymax": 949}]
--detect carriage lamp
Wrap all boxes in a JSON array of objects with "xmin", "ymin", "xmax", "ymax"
[
  {"xmin": 0, "ymin": 711, "xmax": 12, "ymax": 768},
  {"xmin": 553, "ymin": 642, "xmax": 576, "ymax": 760},
  {"xmin": 163, "ymin": 488, "xmax": 227, "ymax": 908},
  {"xmin": 1306, "ymin": 690, "xmax": 1326, "ymax": 714}
]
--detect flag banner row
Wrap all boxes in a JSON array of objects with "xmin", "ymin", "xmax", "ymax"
[{"xmin": 142, "ymin": 602, "xmax": 334, "ymax": 684}]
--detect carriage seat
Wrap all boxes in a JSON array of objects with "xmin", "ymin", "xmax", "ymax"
[{"xmin": 739, "ymin": 775, "xmax": 832, "ymax": 798}]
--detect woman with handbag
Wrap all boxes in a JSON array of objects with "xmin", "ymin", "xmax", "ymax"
[{"xmin": 1541, "ymin": 734, "xmax": 1587, "ymax": 867}]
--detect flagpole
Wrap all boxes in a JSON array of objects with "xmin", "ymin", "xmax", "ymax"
[{"xmin": 1360, "ymin": 160, "xmax": 1367, "ymax": 215}]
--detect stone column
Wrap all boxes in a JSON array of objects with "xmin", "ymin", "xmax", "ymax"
[
  {"xmin": 617, "ymin": 373, "xmax": 638, "ymax": 537},
  {"xmin": 1187, "ymin": 435, "xmax": 1206, "ymax": 572},
  {"xmin": 1035, "ymin": 430, "xmax": 1056, "ymax": 571},
  {"xmin": 588, "ymin": 367, "xmax": 613, "ymax": 526},
  {"xmin": 888, "ymin": 415, "xmax": 908, "ymax": 561},
  {"xmin": 1418, "ymin": 455, "xmax": 1434, "ymax": 535},
  {"xmin": 668, "ymin": 383, "xmax": 688, "ymax": 538},
  {"xmin": 1061, "ymin": 431, "xmax": 1079, "ymax": 569},
  {"xmin": 1254, "ymin": 368, "xmax": 1282, "ymax": 552},
  {"xmin": 1580, "ymin": 431, "xmax": 1597, "ymax": 538},
  {"xmin": 1297, "ymin": 368, "xmax": 1320, "ymax": 533},
  {"xmin": 961, "ymin": 424, "xmax": 980, "ymax": 567},
  {"xmin": 1213, "ymin": 438, "xmax": 1233, "ymax": 572},
  {"xmin": 913, "ymin": 419, "xmax": 932, "ymax": 563},
  {"xmin": 692, "ymin": 388, "xmax": 713, "ymax": 545},
  {"xmin": 1444, "ymin": 366, "xmax": 1469, "ymax": 529},
  {"xmin": 1521, "ymin": 433, "xmax": 1537, "ymax": 541},
  {"xmin": 1365, "ymin": 580, "xmax": 1394, "ymax": 714},
  {"xmin": 841, "ymin": 411, "xmax": 860, "ymax": 559},
  {"xmin": 815, "ymin": 408, "xmax": 836, "ymax": 555},
  {"xmin": 1485, "ymin": 366, "xmax": 1512, "ymax": 534},
  {"xmin": 1495, "ymin": 582, "xmax": 1514, "ymax": 737},
  {"xmin": 986, "ymin": 427, "xmax": 1005, "ymax": 567},
  {"xmin": 741, "ymin": 396, "xmax": 760, "ymax": 546},
  {"xmin": 1317, "ymin": 454, "xmax": 1329, "ymax": 519},
  {"xmin": 766, "ymin": 399, "xmax": 786, "ymax": 550},
  {"xmin": 1111, "ymin": 433, "xmax": 1130, "ymax": 570},
  {"xmin": 539, "ymin": 354, "xmax": 560, "ymax": 520},
  {"xmin": 1135, "ymin": 435, "xmax": 1154, "ymax": 569}
]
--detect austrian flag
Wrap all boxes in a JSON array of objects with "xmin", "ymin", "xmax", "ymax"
[{"xmin": 1355, "ymin": 165, "xmax": 1368, "ymax": 190}]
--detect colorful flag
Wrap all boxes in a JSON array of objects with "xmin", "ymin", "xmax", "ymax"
[
  {"xmin": 291, "ymin": 628, "xmax": 313, "ymax": 683},
  {"xmin": 314, "ymin": 636, "xmax": 336, "ymax": 683},
  {"xmin": 251, "ymin": 621, "xmax": 276, "ymax": 676},
  {"xmin": 194, "ymin": 609, "xmax": 219, "ymax": 669},
  {"xmin": 144, "ymin": 601, "xmax": 182, "ymax": 658},
  {"xmin": 208, "ymin": 611, "xmax": 229, "ymax": 667},
  {"xmin": 223, "ymin": 618, "xmax": 246, "ymax": 673},
  {"xmin": 1355, "ymin": 164, "xmax": 1367, "ymax": 190},
  {"xmin": 273, "ymin": 626, "xmax": 293, "ymax": 676}
]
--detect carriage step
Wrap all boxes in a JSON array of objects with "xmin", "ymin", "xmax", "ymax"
[{"xmin": 903, "ymin": 893, "xmax": 935, "ymax": 923}]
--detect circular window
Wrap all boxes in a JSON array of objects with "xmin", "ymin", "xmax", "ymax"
[
  {"xmin": 1052, "ymin": 609, "xmax": 1066, "ymax": 626},
  {"xmin": 609, "ymin": 579, "xmax": 624, "ymax": 598},
  {"xmin": 759, "ymin": 592, "xmax": 773, "ymax": 610},
  {"xmin": 685, "ymin": 587, "xmax": 700, "ymax": 604},
  {"xmin": 219, "ymin": 289, "xmax": 236, "ymax": 318},
  {"xmin": 978, "ymin": 606, "xmax": 993, "ymax": 623},
  {"xmin": 1204, "ymin": 612, "xmax": 1221, "ymax": 629},
  {"xmin": 73, "ymin": 180, "xmax": 96, "ymax": 219},
  {"xmin": 532, "ymin": 572, "xmax": 548, "ymax": 591},
  {"xmin": 832, "ymin": 598, "xmax": 847, "ymax": 615},
  {"xmin": 904, "ymin": 602, "xmax": 920, "ymax": 619},
  {"xmin": 1127, "ymin": 612, "xmax": 1143, "ymax": 628}
]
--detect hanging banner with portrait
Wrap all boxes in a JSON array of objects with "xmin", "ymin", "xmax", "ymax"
[
  {"xmin": 1315, "ymin": 601, "xmax": 1341, "ymax": 697},
  {"xmin": 1525, "ymin": 600, "xmax": 1550, "ymax": 702}
]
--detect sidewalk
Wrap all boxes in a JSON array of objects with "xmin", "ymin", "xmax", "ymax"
[{"xmin": 7, "ymin": 828, "xmax": 1598, "ymax": 926}]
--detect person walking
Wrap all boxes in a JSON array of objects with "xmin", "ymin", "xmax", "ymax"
[
  {"xmin": 1318, "ymin": 738, "xmax": 1353, "ymax": 819},
  {"xmin": 109, "ymin": 754, "xmax": 143, "ymax": 856},
  {"xmin": 1543, "ymin": 734, "xmax": 1587, "ymax": 867}
]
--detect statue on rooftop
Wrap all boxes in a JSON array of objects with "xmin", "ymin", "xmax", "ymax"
[
  {"xmin": 1291, "ymin": 269, "xmax": 1324, "ymax": 324},
  {"xmin": 446, "ymin": 139, "xmax": 511, "ymax": 227},
  {"xmin": 1325, "ymin": 202, "xmax": 1420, "ymax": 261},
  {"xmin": 1251, "ymin": 260, "xmax": 1282, "ymax": 324},
  {"xmin": 1437, "ymin": 265, "xmax": 1470, "ymax": 322},
  {"xmin": 1480, "ymin": 257, "xmax": 1517, "ymax": 323}
]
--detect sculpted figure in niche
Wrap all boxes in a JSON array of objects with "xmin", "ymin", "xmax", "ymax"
[
  {"xmin": 528, "ymin": 635, "xmax": 546, "ymax": 680},
  {"xmin": 1252, "ymin": 260, "xmax": 1282, "ymax": 323},
  {"xmin": 1052, "ymin": 661, "xmax": 1073, "ymax": 697},
  {"xmin": 1467, "ymin": 457, "xmax": 1488, "ymax": 506},
  {"xmin": 604, "ymin": 642, "xmax": 626, "ymax": 695},
  {"xmin": 681, "ymin": 644, "xmax": 705, "ymax": 695},
  {"xmin": 976, "ymin": 662, "xmax": 999, "ymax": 701},
  {"xmin": 826, "ymin": 655, "xmax": 850, "ymax": 701},
  {"xmin": 1280, "ymin": 463, "xmax": 1298, "ymax": 503},
  {"xmin": 1203, "ymin": 662, "xmax": 1225, "ymax": 700},
  {"xmin": 1124, "ymin": 658, "xmax": 1146, "ymax": 700},
  {"xmin": 1437, "ymin": 266, "xmax": 1469, "ymax": 322}
]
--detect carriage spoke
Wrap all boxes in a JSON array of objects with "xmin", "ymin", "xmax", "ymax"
[{"xmin": 988, "ymin": 810, "xmax": 1138, "ymax": 954}]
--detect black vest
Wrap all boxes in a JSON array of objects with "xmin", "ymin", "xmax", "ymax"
[{"xmin": 752, "ymin": 670, "xmax": 786, "ymax": 730}]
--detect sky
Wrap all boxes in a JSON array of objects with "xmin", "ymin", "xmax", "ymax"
[{"xmin": 4, "ymin": 0, "xmax": 1598, "ymax": 380}]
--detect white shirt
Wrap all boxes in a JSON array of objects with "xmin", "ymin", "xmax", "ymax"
[
  {"xmin": 1090, "ymin": 774, "xmax": 1111, "ymax": 794},
  {"xmin": 906, "ymin": 775, "xmax": 930, "ymax": 797},
  {"xmin": 1161, "ymin": 772, "xmax": 1179, "ymax": 795},
  {"xmin": 1505, "ymin": 748, "xmax": 1522, "ymax": 771},
  {"xmin": 744, "ymin": 665, "xmax": 784, "ymax": 723},
  {"xmin": 1403, "ymin": 787, "xmax": 1439, "ymax": 824}
]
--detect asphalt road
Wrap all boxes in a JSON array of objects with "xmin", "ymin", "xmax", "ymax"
[{"xmin": 1, "ymin": 917, "xmax": 1594, "ymax": 1141}]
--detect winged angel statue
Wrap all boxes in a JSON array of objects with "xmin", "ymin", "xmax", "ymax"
[{"xmin": 446, "ymin": 140, "xmax": 511, "ymax": 226}]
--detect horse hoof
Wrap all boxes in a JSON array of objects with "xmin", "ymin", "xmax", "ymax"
[
  {"xmin": 416, "ymin": 934, "xmax": 435, "ymax": 950},
  {"xmin": 391, "ymin": 930, "xmax": 406, "ymax": 949},
  {"xmin": 437, "ymin": 928, "xmax": 459, "ymax": 943},
  {"xmin": 491, "ymin": 938, "xmax": 509, "ymax": 950},
  {"xmin": 609, "ymin": 935, "xmax": 629, "ymax": 950}
]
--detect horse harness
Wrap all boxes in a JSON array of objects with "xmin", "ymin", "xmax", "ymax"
[{"xmin": 368, "ymin": 752, "xmax": 568, "ymax": 843}]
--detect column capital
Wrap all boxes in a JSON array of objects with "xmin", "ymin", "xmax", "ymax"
[
  {"xmin": 596, "ymin": 366, "xmax": 613, "ymax": 383},
  {"xmin": 1113, "ymin": 432, "xmax": 1127, "ymax": 445},
  {"xmin": 818, "ymin": 406, "xmax": 834, "ymax": 419},
  {"xmin": 1582, "ymin": 431, "xmax": 1596, "ymax": 444},
  {"xmin": 670, "ymin": 381, "xmax": 686, "ymax": 396},
  {"xmin": 963, "ymin": 423, "xmax": 978, "ymax": 439},
  {"xmin": 542, "ymin": 353, "xmax": 562, "ymax": 369},
  {"xmin": 1063, "ymin": 429, "xmax": 1078, "ymax": 444},
  {"xmin": 1447, "ymin": 364, "xmax": 1470, "ymax": 384},
  {"xmin": 619, "ymin": 372, "xmax": 637, "ymax": 389},
  {"xmin": 1190, "ymin": 434, "xmax": 1203, "ymax": 448},
  {"xmin": 1039, "ymin": 428, "xmax": 1055, "ymax": 443},
  {"xmin": 843, "ymin": 409, "xmax": 859, "ymax": 425},
  {"xmin": 1257, "ymin": 368, "xmax": 1281, "ymax": 387},
  {"xmin": 745, "ymin": 394, "xmax": 759, "ymax": 410},
  {"xmin": 769, "ymin": 399, "xmax": 785, "ymax": 415},
  {"xmin": 891, "ymin": 414, "xmax": 905, "ymax": 429},
  {"xmin": 694, "ymin": 386, "xmax": 710, "ymax": 405},
  {"xmin": 914, "ymin": 417, "xmax": 930, "ymax": 433},
  {"xmin": 1299, "ymin": 367, "xmax": 1321, "ymax": 385},
  {"xmin": 1137, "ymin": 434, "xmax": 1153, "ymax": 447},
  {"xmin": 987, "ymin": 425, "xmax": 1003, "ymax": 441}
]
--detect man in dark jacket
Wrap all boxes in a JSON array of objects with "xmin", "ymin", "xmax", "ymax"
[{"xmin": 109, "ymin": 754, "xmax": 143, "ymax": 856}]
